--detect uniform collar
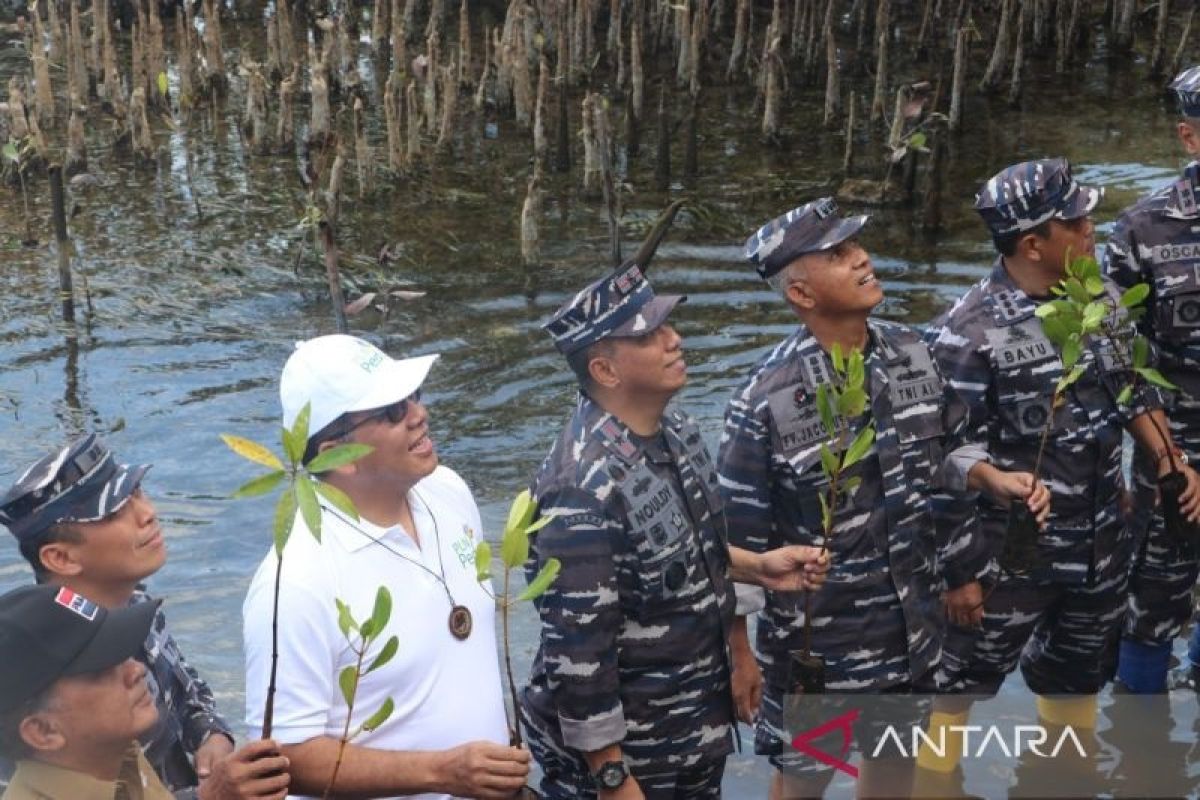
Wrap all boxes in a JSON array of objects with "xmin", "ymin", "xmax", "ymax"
[
  {"xmin": 577, "ymin": 394, "xmax": 679, "ymax": 467},
  {"xmin": 984, "ymin": 257, "xmax": 1041, "ymax": 326},
  {"xmin": 11, "ymin": 747, "xmax": 164, "ymax": 800},
  {"xmin": 789, "ymin": 319, "xmax": 898, "ymax": 380}
]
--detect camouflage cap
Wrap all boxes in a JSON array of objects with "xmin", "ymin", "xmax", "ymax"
[
  {"xmin": 0, "ymin": 435, "xmax": 151, "ymax": 543},
  {"xmin": 544, "ymin": 263, "xmax": 684, "ymax": 355},
  {"xmin": 975, "ymin": 158, "xmax": 1103, "ymax": 237},
  {"xmin": 743, "ymin": 198, "xmax": 870, "ymax": 279},
  {"xmin": 1171, "ymin": 65, "xmax": 1200, "ymax": 117}
]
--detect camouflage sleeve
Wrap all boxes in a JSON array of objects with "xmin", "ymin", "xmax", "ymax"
[
  {"xmin": 151, "ymin": 605, "xmax": 234, "ymax": 753},
  {"xmin": 717, "ymin": 386, "xmax": 774, "ymax": 554},
  {"xmin": 531, "ymin": 485, "xmax": 627, "ymax": 752},
  {"xmin": 929, "ymin": 371, "xmax": 994, "ymax": 589},
  {"xmin": 1103, "ymin": 212, "xmax": 1146, "ymax": 293},
  {"xmin": 928, "ymin": 323, "xmax": 994, "ymax": 494}
]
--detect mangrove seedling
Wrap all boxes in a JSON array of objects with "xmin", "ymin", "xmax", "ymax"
[
  {"xmin": 794, "ymin": 343, "xmax": 875, "ymax": 695},
  {"xmin": 324, "ymin": 586, "xmax": 399, "ymax": 800},
  {"xmin": 1036, "ymin": 253, "xmax": 1188, "ymax": 543},
  {"xmin": 222, "ymin": 401, "xmax": 373, "ymax": 737},
  {"xmin": 474, "ymin": 489, "xmax": 560, "ymax": 748}
]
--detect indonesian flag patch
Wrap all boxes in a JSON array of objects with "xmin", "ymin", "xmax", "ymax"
[{"xmin": 54, "ymin": 587, "xmax": 99, "ymax": 621}]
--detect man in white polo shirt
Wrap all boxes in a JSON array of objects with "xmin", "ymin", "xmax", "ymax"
[{"xmin": 243, "ymin": 334, "xmax": 530, "ymax": 800}]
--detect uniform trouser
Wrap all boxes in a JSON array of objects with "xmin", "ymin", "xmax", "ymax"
[
  {"xmin": 1119, "ymin": 414, "xmax": 1200, "ymax": 690},
  {"xmin": 938, "ymin": 567, "xmax": 1128, "ymax": 696},
  {"xmin": 522, "ymin": 708, "xmax": 727, "ymax": 800}
]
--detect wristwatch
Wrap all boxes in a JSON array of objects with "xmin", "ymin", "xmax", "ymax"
[{"xmin": 592, "ymin": 759, "xmax": 629, "ymax": 790}]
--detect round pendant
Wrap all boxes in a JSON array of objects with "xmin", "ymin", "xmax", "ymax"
[{"xmin": 449, "ymin": 605, "xmax": 473, "ymax": 640}]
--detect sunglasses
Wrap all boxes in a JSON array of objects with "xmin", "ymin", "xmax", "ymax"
[{"xmin": 339, "ymin": 390, "xmax": 423, "ymax": 438}]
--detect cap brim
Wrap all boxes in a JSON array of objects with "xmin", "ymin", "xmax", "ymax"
[
  {"xmin": 60, "ymin": 463, "xmax": 152, "ymax": 526},
  {"xmin": 65, "ymin": 599, "xmax": 157, "ymax": 676},
  {"xmin": 811, "ymin": 215, "xmax": 869, "ymax": 252},
  {"xmin": 1056, "ymin": 185, "xmax": 1103, "ymax": 221},
  {"xmin": 346, "ymin": 353, "xmax": 439, "ymax": 415},
  {"xmin": 610, "ymin": 295, "xmax": 685, "ymax": 338}
]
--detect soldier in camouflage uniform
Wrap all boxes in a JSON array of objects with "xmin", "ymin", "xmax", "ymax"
[
  {"xmin": 521, "ymin": 264, "xmax": 830, "ymax": 800},
  {"xmin": 921, "ymin": 159, "xmax": 1200, "ymax": 775},
  {"xmin": 718, "ymin": 199, "xmax": 991, "ymax": 799},
  {"xmin": 1104, "ymin": 66, "xmax": 1200, "ymax": 694},
  {"xmin": 0, "ymin": 435, "xmax": 290, "ymax": 800}
]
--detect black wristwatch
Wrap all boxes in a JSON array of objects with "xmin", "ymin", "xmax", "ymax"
[{"xmin": 592, "ymin": 759, "xmax": 629, "ymax": 791}]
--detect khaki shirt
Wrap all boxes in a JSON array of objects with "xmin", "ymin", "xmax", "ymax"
[{"xmin": 1, "ymin": 746, "xmax": 174, "ymax": 800}]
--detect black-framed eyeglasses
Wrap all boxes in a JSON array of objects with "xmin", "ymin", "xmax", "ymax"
[{"xmin": 338, "ymin": 390, "xmax": 423, "ymax": 438}]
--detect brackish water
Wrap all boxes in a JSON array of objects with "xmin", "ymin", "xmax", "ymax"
[{"xmin": 1, "ymin": 11, "xmax": 1199, "ymax": 796}]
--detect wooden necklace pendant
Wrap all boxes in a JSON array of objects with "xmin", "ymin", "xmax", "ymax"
[{"xmin": 449, "ymin": 605, "xmax": 473, "ymax": 640}]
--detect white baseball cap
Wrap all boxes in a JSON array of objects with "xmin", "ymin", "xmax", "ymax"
[{"xmin": 279, "ymin": 335, "xmax": 439, "ymax": 437}]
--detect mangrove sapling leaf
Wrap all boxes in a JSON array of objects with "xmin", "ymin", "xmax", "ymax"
[
  {"xmin": 818, "ymin": 493, "xmax": 832, "ymax": 535},
  {"xmin": 284, "ymin": 404, "xmax": 311, "ymax": 465},
  {"xmin": 314, "ymin": 481, "xmax": 359, "ymax": 521},
  {"xmin": 1084, "ymin": 276, "xmax": 1105, "ymax": 297},
  {"xmin": 816, "ymin": 384, "xmax": 836, "ymax": 438},
  {"xmin": 295, "ymin": 477, "xmax": 323, "ymax": 542},
  {"xmin": 1061, "ymin": 339, "xmax": 1082, "ymax": 371},
  {"xmin": 1137, "ymin": 367, "xmax": 1177, "ymax": 390},
  {"xmin": 306, "ymin": 443, "xmax": 374, "ymax": 473},
  {"xmin": 1117, "ymin": 385, "xmax": 1135, "ymax": 406},
  {"xmin": 367, "ymin": 637, "xmax": 399, "ymax": 673},
  {"xmin": 368, "ymin": 584, "xmax": 392, "ymax": 636},
  {"xmin": 830, "ymin": 342, "xmax": 845, "ymax": 373},
  {"xmin": 273, "ymin": 490, "xmax": 297, "ymax": 555},
  {"xmin": 501, "ymin": 520, "xmax": 530, "ymax": 571},
  {"xmin": 819, "ymin": 445, "xmax": 838, "ymax": 477},
  {"xmin": 335, "ymin": 599, "xmax": 357, "ymax": 638},
  {"xmin": 1121, "ymin": 284, "xmax": 1151, "ymax": 308},
  {"xmin": 338, "ymin": 667, "xmax": 358, "ymax": 706},
  {"xmin": 1133, "ymin": 335, "xmax": 1151, "ymax": 369},
  {"xmin": 233, "ymin": 470, "xmax": 286, "ymax": 499},
  {"xmin": 842, "ymin": 427, "xmax": 876, "ymax": 471},
  {"xmin": 518, "ymin": 558, "xmax": 562, "ymax": 602},
  {"xmin": 474, "ymin": 541, "xmax": 493, "ymax": 582},
  {"xmin": 221, "ymin": 434, "xmax": 285, "ymax": 470},
  {"xmin": 1, "ymin": 141, "xmax": 17, "ymax": 163},
  {"xmin": 505, "ymin": 488, "xmax": 537, "ymax": 535},
  {"xmin": 360, "ymin": 697, "xmax": 395, "ymax": 732}
]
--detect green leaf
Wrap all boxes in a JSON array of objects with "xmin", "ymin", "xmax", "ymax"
[
  {"xmin": 338, "ymin": 666, "xmax": 358, "ymax": 707},
  {"xmin": 1084, "ymin": 276, "xmax": 1104, "ymax": 297},
  {"xmin": 2, "ymin": 141, "xmax": 17, "ymax": 163},
  {"xmin": 232, "ymin": 470, "xmax": 286, "ymax": 499},
  {"xmin": 367, "ymin": 637, "xmax": 399, "ymax": 673},
  {"xmin": 282, "ymin": 426, "xmax": 304, "ymax": 467},
  {"xmin": 368, "ymin": 587, "xmax": 392, "ymax": 640},
  {"xmin": 474, "ymin": 540, "xmax": 493, "ymax": 582},
  {"xmin": 907, "ymin": 131, "xmax": 927, "ymax": 150},
  {"xmin": 1116, "ymin": 385, "xmax": 1134, "ymax": 406},
  {"xmin": 819, "ymin": 444, "xmax": 838, "ymax": 477},
  {"xmin": 1079, "ymin": 255, "xmax": 1102, "ymax": 282},
  {"xmin": 818, "ymin": 492, "xmax": 832, "ymax": 535},
  {"xmin": 830, "ymin": 342, "xmax": 845, "ymax": 374},
  {"xmin": 295, "ymin": 477, "xmax": 323, "ymax": 543},
  {"xmin": 314, "ymin": 481, "xmax": 359, "ymax": 521},
  {"xmin": 816, "ymin": 384, "xmax": 836, "ymax": 438},
  {"xmin": 843, "ymin": 476, "xmax": 862, "ymax": 494},
  {"xmin": 156, "ymin": 71, "xmax": 168, "ymax": 97},
  {"xmin": 1034, "ymin": 303, "xmax": 1058, "ymax": 318},
  {"xmin": 1132, "ymin": 335, "xmax": 1150, "ymax": 369},
  {"xmin": 838, "ymin": 387, "xmax": 868, "ymax": 418},
  {"xmin": 1057, "ymin": 364, "xmax": 1087, "ymax": 393},
  {"xmin": 517, "ymin": 558, "xmax": 561, "ymax": 601},
  {"xmin": 1136, "ymin": 367, "xmax": 1178, "ymax": 390},
  {"xmin": 361, "ymin": 697, "xmax": 395, "ymax": 732},
  {"xmin": 1081, "ymin": 301, "xmax": 1107, "ymax": 331},
  {"xmin": 1061, "ymin": 339, "xmax": 1082, "ymax": 371},
  {"xmin": 220, "ymin": 434, "xmax": 284, "ymax": 470},
  {"xmin": 505, "ymin": 490, "xmax": 536, "ymax": 539},
  {"xmin": 847, "ymin": 349, "xmax": 866, "ymax": 389},
  {"xmin": 501, "ymin": 519, "xmax": 530, "ymax": 570},
  {"xmin": 272, "ymin": 488, "xmax": 297, "ymax": 555},
  {"xmin": 335, "ymin": 598, "xmax": 357, "ymax": 638},
  {"xmin": 1065, "ymin": 278, "xmax": 1089, "ymax": 305},
  {"xmin": 1040, "ymin": 314, "xmax": 1069, "ymax": 345},
  {"xmin": 525, "ymin": 512, "xmax": 554, "ymax": 535},
  {"xmin": 306, "ymin": 443, "xmax": 374, "ymax": 474},
  {"xmin": 286, "ymin": 403, "xmax": 312, "ymax": 463},
  {"xmin": 1120, "ymin": 283, "xmax": 1150, "ymax": 308},
  {"xmin": 842, "ymin": 425, "xmax": 875, "ymax": 470}
]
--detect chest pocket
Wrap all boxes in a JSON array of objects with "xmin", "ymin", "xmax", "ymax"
[
  {"xmin": 1151, "ymin": 257, "xmax": 1200, "ymax": 337},
  {"xmin": 986, "ymin": 321, "xmax": 1068, "ymax": 442},
  {"xmin": 887, "ymin": 343, "xmax": 945, "ymax": 444},
  {"xmin": 612, "ymin": 461, "xmax": 694, "ymax": 607}
]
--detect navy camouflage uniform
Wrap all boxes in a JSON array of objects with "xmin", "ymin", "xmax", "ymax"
[
  {"xmin": 719, "ymin": 201, "xmax": 988, "ymax": 776},
  {"xmin": 521, "ymin": 264, "xmax": 736, "ymax": 799},
  {"xmin": 0, "ymin": 436, "xmax": 233, "ymax": 799},
  {"xmin": 929, "ymin": 159, "xmax": 1159, "ymax": 697},
  {"xmin": 1103, "ymin": 66, "xmax": 1200, "ymax": 689}
]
